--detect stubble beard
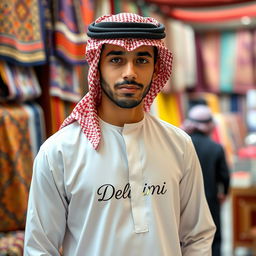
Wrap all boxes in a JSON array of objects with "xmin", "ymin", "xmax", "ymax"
[{"xmin": 100, "ymin": 78, "xmax": 151, "ymax": 109}]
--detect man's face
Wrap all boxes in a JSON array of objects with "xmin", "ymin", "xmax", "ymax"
[{"xmin": 99, "ymin": 44, "xmax": 157, "ymax": 109}]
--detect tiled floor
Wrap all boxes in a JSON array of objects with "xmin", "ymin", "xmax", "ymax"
[{"xmin": 221, "ymin": 198, "xmax": 254, "ymax": 256}]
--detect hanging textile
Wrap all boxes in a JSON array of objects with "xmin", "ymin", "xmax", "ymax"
[
  {"xmin": 50, "ymin": 96, "xmax": 76, "ymax": 134},
  {"xmin": 220, "ymin": 31, "xmax": 236, "ymax": 93},
  {"xmin": 0, "ymin": 104, "xmax": 33, "ymax": 231},
  {"xmin": 144, "ymin": 0, "xmax": 252, "ymax": 7},
  {"xmin": 199, "ymin": 32, "xmax": 220, "ymax": 92},
  {"xmin": 54, "ymin": 0, "xmax": 94, "ymax": 64},
  {"xmin": 0, "ymin": 61, "xmax": 41, "ymax": 102},
  {"xmin": 219, "ymin": 94, "xmax": 231, "ymax": 113},
  {"xmin": 95, "ymin": 0, "xmax": 112, "ymax": 19},
  {"xmin": 155, "ymin": 92, "xmax": 184, "ymax": 126},
  {"xmin": 213, "ymin": 113, "xmax": 234, "ymax": 165},
  {"xmin": 0, "ymin": 103, "xmax": 46, "ymax": 232},
  {"xmin": 234, "ymin": 30, "xmax": 255, "ymax": 93},
  {"xmin": 23, "ymin": 103, "xmax": 46, "ymax": 158},
  {"xmin": 161, "ymin": 2, "xmax": 256, "ymax": 23},
  {"xmin": 0, "ymin": 0, "xmax": 46, "ymax": 65},
  {"xmin": 165, "ymin": 19, "xmax": 186, "ymax": 92},
  {"xmin": 49, "ymin": 56, "xmax": 86, "ymax": 102},
  {"xmin": 194, "ymin": 34, "xmax": 208, "ymax": 91}
]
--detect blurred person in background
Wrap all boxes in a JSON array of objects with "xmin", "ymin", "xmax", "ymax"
[{"xmin": 182, "ymin": 104, "xmax": 230, "ymax": 256}]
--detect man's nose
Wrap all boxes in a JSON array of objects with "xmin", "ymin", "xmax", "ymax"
[{"xmin": 122, "ymin": 62, "xmax": 137, "ymax": 81}]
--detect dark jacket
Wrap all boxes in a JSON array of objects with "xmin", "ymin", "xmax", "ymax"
[{"xmin": 190, "ymin": 132, "xmax": 230, "ymax": 201}]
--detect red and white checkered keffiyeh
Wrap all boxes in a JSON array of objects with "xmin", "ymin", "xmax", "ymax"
[{"xmin": 61, "ymin": 13, "xmax": 173, "ymax": 149}]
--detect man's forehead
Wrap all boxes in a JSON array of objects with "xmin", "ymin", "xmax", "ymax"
[{"xmin": 102, "ymin": 44, "xmax": 154, "ymax": 54}]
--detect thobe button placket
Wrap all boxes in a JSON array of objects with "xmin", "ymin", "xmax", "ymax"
[{"xmin": 123, "ymin": 123, "xmax": 148, "ymax": 234}]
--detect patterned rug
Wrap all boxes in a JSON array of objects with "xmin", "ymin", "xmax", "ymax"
[{"xmin": 0, "ymin": 104, "xmax": 33, "ymax": 232}]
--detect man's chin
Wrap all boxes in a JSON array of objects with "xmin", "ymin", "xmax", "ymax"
[{"xmin": 114, "ymin": 99, "xmax": 142, "ymax": 109}]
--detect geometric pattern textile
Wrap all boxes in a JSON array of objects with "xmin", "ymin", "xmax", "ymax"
[
  {"xmin": 0, "ymin": 0, "xmax": 46, "ymax": 65},
  {"xmin": 49, "ymin": 56, "xmax": 84, "ymax": 102},
  {"xmin": 0, "ymin": 104, "xmax": 33, "ymax": 231}
]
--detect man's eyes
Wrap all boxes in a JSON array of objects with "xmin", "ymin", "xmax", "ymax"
[
  {"xmin": 136, "ymin": 58, "xmax": 149, "ymax": 64},
  {"xmin": 110, "ymin": 57, "xmax": 122, "ymax": 63},
  {"xmin": 109, "ymin": 57, "xmax": 149, "ymax": 64}
]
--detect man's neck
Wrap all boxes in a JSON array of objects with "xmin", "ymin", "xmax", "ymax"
[{"xmin": 97, "ymin": 97, "xmax": 145, "ymax": 127}]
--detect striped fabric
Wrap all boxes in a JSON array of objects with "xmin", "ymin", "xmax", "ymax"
[
  {"xmin": 162, "ymin": 2, "xmax": 256, "ymax": 22},
  {"xmin": 0, "ymin": 61, "xmax": 41, "ymax": 102},
  {"xmin": 54, "ymin": 0, "xmax": 95, "ymax": 64}
]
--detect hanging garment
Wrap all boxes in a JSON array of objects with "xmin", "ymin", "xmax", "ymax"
[
  {"xmin": 234, "ymin": 30, "xmax": 255, "ymax": 93},
  {"xmin": 54, "ymin": 0, "xmax": 94, "ymax": 64},
  {"xmin": 50, "ymin": 96, "xmax": 76, "ymax": 134},
  {"xmin": 194, "ymin": 34, "xmax": 208, "ymax": 91},
  {"xmin": 0, "ymin": 61, "xmax": 41, "ymax": 102},
  {"xmin": 0, "ymin": 104, "xmax": 33, "ymax": 232},
  {"xmin": 0, "ymin": 0, "xmax": 46, "ymax": 65},
  {"xmin": 220, "ymin": 31, "xmax": 236, "ymax": 93},
  {"xmin": 23, "ymin": 103, "xmax": 46, "ymax": 158},
  {"xmin": 165, "ymin": 19, "xmax": 187, "ymax": 92},
  {"xmin": 199, "ymin": 32, "xmax": 220, "ymax": 92},
  {"xmin": 95, "ymin": 0, "xmax": 112, "ymax": 19},
  {"xmin": 162, "ymin": 2, "xmax": 256, "ymax": 23},
  {"xmin": 155, "ymin": 92, "xmax": 184, "ymax": 127},
  {"xmin": 49, "ymin": 56, "xmax": 85, "ymax": 102},
  {"xmin": 0, "ymin": 103, "xmax": 46, "ymax": 232},
  {"xmin": 144, "ymin": 0, "xmax": 252, "ymax": 7}
]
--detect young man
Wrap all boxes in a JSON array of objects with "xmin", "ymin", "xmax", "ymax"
[
  {"xmin": 24, "ymin": 13, "xmax": 215, "ymax": 255},
  {"xmin": 182, "ymin": 104, "xmax": 230, "ymax": 256}
]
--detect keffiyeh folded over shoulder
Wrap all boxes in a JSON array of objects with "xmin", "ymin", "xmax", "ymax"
[{"xmin": 60, "ymin": 13, "xmax": 173, "ymax": 149}]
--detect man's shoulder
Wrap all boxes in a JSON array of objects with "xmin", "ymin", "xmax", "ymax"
[
  {"xmin": 145, "ymin": 114, "xmax": 191, "ymax": 145},
  {"xmin": 40, "ymin": 121, "xmax": 84, "ymax": 151},
  {"xmin": 146, "ymin": 113, "xmax": 191, "ymax": 141}
]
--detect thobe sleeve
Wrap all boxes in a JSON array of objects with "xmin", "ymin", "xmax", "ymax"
[
  {"xmin": 179, "ymin": 138, "xmax": 216, "ymax": 255},
  {"xmin": 24, "ymin": 148, "xmax": 68, "ymax": 255}
]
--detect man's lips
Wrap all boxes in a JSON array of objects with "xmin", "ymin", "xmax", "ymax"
[
  {"xmin": 117, "ymin": 85, "xmax": 141, "ymax": 93},
  {"xmin": 118, "ymin": 84, "xmax": 141, "ymax": 89}
]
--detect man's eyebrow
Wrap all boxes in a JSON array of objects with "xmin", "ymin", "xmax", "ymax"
[
  {"xmin": 106, "ymin": 51, "xmax": 124, "ymax": 56},
  {"xmin": 136, "ymin": 51, "xmax": 153, "ymax": 58},
  {"xmin": 106, "ymin": 51, "xmax": 153, "ymax": 58}
]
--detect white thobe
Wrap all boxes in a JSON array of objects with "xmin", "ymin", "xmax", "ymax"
[{"xmin": 24, "ymin": 112, "xmax": 215, "ymax": 256}]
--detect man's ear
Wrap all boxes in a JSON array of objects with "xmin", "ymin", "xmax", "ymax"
[{"xmin": 153, "ymin": 61, "xmax": 160, "ymax": 79}]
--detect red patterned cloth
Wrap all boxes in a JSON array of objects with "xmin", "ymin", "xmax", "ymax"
[{"xmin": 60, "ymin": 13, "xmax": 173, "ymax": 149}]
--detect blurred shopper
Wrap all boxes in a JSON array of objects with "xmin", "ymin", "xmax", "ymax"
[{"xmin": 182, "ymin": 104, "xmax": 230, "ymax": 256}]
